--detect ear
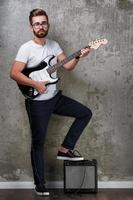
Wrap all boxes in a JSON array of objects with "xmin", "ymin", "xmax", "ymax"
[
  {"xmin": 30, "ymin": 24, "xmax": 33, "ymax": 32},
  {"xmin": 48, "ymin": 23, "xmax": 50, "ymax": 30},
  {"xmin": 47, "ymin": 19, "xmax": 50, "ymax": 29}
]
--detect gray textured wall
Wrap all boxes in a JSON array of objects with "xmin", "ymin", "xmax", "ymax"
[{"xmin": 0, "ymin": 0, "xmax": 133, "ymax": 182}]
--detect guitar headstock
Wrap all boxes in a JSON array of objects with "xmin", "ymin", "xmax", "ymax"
[{"xmin": 88, "ymin": 38, "xmax": 108, "ymax": 50}]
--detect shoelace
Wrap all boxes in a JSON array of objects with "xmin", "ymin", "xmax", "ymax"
[{"xmin": 70, "ymin": 149, "xmax": 82, "ymax": 157}]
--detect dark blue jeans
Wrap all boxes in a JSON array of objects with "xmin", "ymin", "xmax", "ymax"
[{"xmin": 25, "ymin": 91, "xmax": 92, "ymax": 185}]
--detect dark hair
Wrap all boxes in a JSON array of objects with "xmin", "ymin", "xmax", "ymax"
[{"xmin": 29, "ymin": 8, "xmax": 48, "ymax": 25}]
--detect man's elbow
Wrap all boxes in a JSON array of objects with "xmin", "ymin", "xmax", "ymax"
[
  {"xmin": 10, "ymin": 69, "xmax": 16, "ymax": 80},
  {"xmin": 10, "ymin": 70, "xmax": 13, "ymax": 79}
]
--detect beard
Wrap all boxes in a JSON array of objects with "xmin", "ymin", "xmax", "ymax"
[{"xmin": 33, "ymin": 29, "xmax": 48, "ymax": 38}]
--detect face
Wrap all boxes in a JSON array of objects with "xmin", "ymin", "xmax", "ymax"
[{"xmin": 31, "ymin": 15, "xmax": 49, "ymax": 38}]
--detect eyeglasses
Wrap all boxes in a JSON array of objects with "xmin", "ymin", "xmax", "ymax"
[{"xmin": 32, "ymin": 21, "xmax": 48, "ymax": 29}]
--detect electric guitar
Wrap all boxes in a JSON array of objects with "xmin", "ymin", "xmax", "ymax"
[{"xmin": 17, "ymin": 38, "xmax": 108, "ymax": 99}]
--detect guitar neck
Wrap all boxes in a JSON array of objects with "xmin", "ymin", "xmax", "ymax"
[{"xmin": 47, "ymin": 45, "xmax": 90, "ymax": 74}]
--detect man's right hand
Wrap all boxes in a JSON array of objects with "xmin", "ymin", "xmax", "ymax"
[{"xmin": 33, "ymin": 81, "xmax": 49, "ymax": 94}]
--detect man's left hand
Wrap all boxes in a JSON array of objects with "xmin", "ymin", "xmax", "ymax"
[{"xmin": 80, "ymin": 48, "xmax": 91, "ymax": 58}]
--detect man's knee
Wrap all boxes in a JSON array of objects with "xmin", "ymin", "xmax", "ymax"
[{"xmin": 86, "ymin": 108, "xmax": 92, "ymax": 120}]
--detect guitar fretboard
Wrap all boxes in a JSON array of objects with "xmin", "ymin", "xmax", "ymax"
[{"xmin": 47, "ymin": 45, "xmax": 90, "ymax": 74}]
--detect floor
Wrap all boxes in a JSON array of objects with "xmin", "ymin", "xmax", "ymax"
[{"xmin": 0, "ymin": 189, "xmax": 133, "ymax": 200}]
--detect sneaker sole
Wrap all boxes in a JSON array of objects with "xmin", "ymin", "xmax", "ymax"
[
  {"xmin": 35, "ymin": 190, "xmax": 50, "ymax": 196},
  {"xmin": 57, "ymin": 156, "xmax": 84, "ymax": 161}
]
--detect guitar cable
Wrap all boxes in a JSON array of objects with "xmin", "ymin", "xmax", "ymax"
[{"xmin": 73, "ymin": 165, "xmax": 87, "ymax": 194}]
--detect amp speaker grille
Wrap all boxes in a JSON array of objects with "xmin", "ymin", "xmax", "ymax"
[{"xmin": 64, "ymin": 160, "xmax": 98, "ymax": 193}]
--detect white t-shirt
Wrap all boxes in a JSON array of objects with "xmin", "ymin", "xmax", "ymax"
[{"xmin": 15, "ymin": 39, "xmax": 63, "ymax": 100}]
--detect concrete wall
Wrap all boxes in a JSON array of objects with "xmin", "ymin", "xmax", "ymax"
[{"xmin": 0, "ymin": 0, "xmax": 133, "ymax": 183}]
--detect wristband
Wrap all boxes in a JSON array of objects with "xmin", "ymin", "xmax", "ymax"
[{"xmin": 75, "ymin": 56, "xmax": 80, "ymax": 60}]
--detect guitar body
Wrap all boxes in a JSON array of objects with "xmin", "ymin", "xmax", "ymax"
[{"xmin": 18, "ymin": 57, "xmax": 59, "ymax": 99}]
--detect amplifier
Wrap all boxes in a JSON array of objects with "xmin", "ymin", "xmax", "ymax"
[{"xmin": 64, "ymin": 159, "xmax": 98, "ymax": 193}]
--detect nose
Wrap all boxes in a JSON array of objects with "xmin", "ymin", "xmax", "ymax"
[{"xmin": 39, "ymin": 24, "xmax": 43, "ymax": 28}]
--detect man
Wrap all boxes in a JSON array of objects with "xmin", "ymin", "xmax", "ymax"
[{"xmin": 10, "ymin": 8, "xmax": 92, "ymax": 196}]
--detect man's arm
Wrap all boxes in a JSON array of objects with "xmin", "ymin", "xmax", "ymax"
[
  {"xmin": 57, "ymin": 48, "xmax": 91, "ymax": 71},
  {"xmin": 10, "ymin": 61, "xmax": 48, "ymax": 94}
]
